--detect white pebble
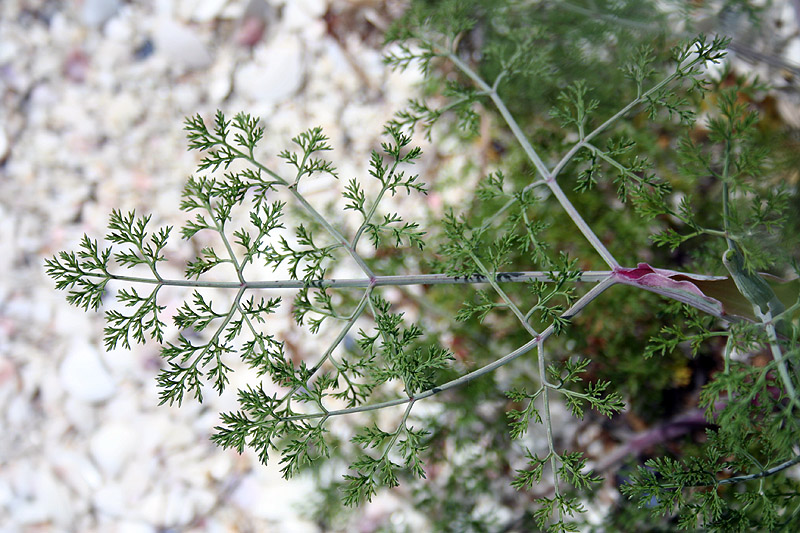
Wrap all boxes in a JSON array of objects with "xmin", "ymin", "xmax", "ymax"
[
  {"xmin": 189, "ymin": 0, "xmax": 229, "ymax": 22},
  {"xmin": 9, "ymin": 464, "xmax": 76, "ymax": 526},
  {"xmin": 0, "ymin": 130, "xmax": 8, "ymax": 161},
  {"xmin": 81, "ymin": 0, "xmax": 122, "ymax": 28},
  {"xmin": 0, "ymin": 40, "xmax": 17, "ymax": 63},
  {"xmin": 207, "ymin": 52, "xmax": 235, "ymax": 104},
  {"xmin": 283, "ymin": 0, "xmax": 327, "ymax": 30},
  {"xmin": 230, "ymin": 469, "xmax": 315, "ymax": 520},
  {"xmin": 59, "ymin": 341, "xmax": 116, "ymax": 403},
  {"xmin": 93, "ymin": 482, "xmax": 126, "ymax": 516},
  {"xmin": 115, "ymin": 521, "xmax": 156, "ymax": 533},
  {"xmin": 785, "ymin": 37, "xmax": 800, "ymax": 67},
  {"xmin": 89, "ymin": 422, "xmax": 138, "ymax": 478},
  {"xmin": 235, "ymin": 33, "xmax": 305, "ymax": 105},
  {"xmin": 104, "ymin": 93, "xmax": 144, "ymax": 136},
  {"xmin": 154, "ymin": 19, "xmax": 213, "ymax": 71}
]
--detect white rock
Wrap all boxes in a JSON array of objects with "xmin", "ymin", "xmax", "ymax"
[
  {"xmin": 114, "ymin": 521, "xmax": 156, "ymax": 533},
  {"xmin": 89, "ymin": 422, "xmax": 138, "ymax": 478},
  {"xmin": 139, "ymin": 485, "xmax": 195, "ymax": 527},
  {"xmin": 283, "ymin": 0, "xmax": 327, "ymax": 30},
  {"xmin": 170, "ymin": 83, "xmax": 202, "ymax": 113},
  {"xmin": 62, "ymin": 396, "xmax": 100, "ymax": 433},
  {"xmin": 81, "ymin": 0, "xmax": 122, "ymax": 28},
  {"xmin": 207, "ymin": 451, "xmax": 233, "ymax": 480},
  {"xmin": 118, "ymin": 460, "xmax": 154, "ymax": 501},
  {"xmin": 230, "ymin": 468, "xmax": 315, "ymax": 520},
  {"xmin": 59, "ymin": 341, "xmax": 116, "ymax": 403},
  {"xmin": 786, "ymin": 37, "xmax": 800, "ymax": 67},
  {"xmin": 0, "ymin": 477, "xmax": 12, "ymax": 507},
  {"xmin": 234, "ymin": 33, "xmax": 305, "ymax": 105},
  {"xmin": 189, "ymin": 0, "xmax": 229, "ymax": 22},
  {"xmin": 9, "ymin": 465, "xmax": 75, "ymax": 526},
  {"xmin": 104, "ymin": 92, "xmax": 144, "ymax": 136},
  {"xmin": 5, "ymin": 394, "xmax": 32, "ymax": 426},
  {"xmin": 154, "ymin": 19, "xmax": 213, "ymax": 71},
  {"xmin": 137, "ymin": 485, "xmax": 168, "ymax": 524},
  {"xmin": 104, "ymin": 14, "xmax": 135, "ymax": 42},
  {"xmin": 0, "ymin": 130, "xmax": 8, "ymax": 161},
  {"xmin": 46, "ymin": 448, "xmax": 102, "ymax": 498},
  {"xmin": 93, "ymin": 483, "xmax": 126, "ymax": 516},
  {"xmin": 0, "ymin": 40, "xmax": 17, "ymax": 63},
  {"xmin": 207, "ymin": 52, "xmax": 235, "ymax": 104},
  {"xmin": 775, "ymin": 92, "xmax": 800, "ymax": 128}
]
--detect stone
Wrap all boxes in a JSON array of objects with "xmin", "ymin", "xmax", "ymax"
[
  {"xmin": 81, "ymin": 0, "xmax": 122, "ymax": 28},
  {"xmin": 234, "ymin": 33, "xmax": 304, "ymax": 105},
  {"xmin": 89, "ymin": 422, "xmax": 138, "ymax": 478},
  {"xmin": 153, "ymin": 19, "xmax": 213, "ymax": 71},
  {"xmin": 190, "ymin": 0, "xmax": 229, "ymax": 23},
  {"xmin": 0, "ymin": 129, "xmax": 9, "ymax": 162},
  {"xmin": 58, "ymin": 341, "xmax": 116, "ymax": 403}
]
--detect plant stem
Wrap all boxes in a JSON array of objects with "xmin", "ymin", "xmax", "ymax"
[
  {"xmin": 445, "ymin": 50, "xmax": 620, "ymax": 269},
  {"xmin": 215, "ymin": 140, "xmax": 376, "ymax": 279},
  {"xmin": 272, "ymin": 276, "xmax": 618, "ymax": 422},
  {"xmin": 99, "ymin": 270, "xmax": 625, "ymax": 289},
  {"xmin": 539, "ymin": 338, "xmax": 563, "ymax": 511}
]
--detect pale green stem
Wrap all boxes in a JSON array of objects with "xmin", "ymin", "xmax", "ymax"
[
  {"xmin": 174, "ymin": 286, "xmax": 247, "ymax": 393},
  {"xmin": 445, "ymin": 50, "xmax": 620, "ymax": 269},
  {"xmin": 547, "ymin": 180, "xmax": 620, "ymax": 269},
  {"xmin": 724, "ymin": 334, "xmax": 734, "ymax": 402},
  {"xmin": 758, "ymin": 307, "xmax": 800, "ymax": 411},
  {"xmin": 674, "ymin": 453, "xmax": 800, "ymax": 488},
  {"xmin": 466, "ymin": 250, "xmax": 539, "ymax": 337},
  {"xmin": 479, "ymin": 180, "xmax": 548, "ymax": 231},
  {"xmin": 367, "ymin": 295, "xmax": 412, "ymax": 396},
  {"xmin": 381, "ymin": 399, "xmax": 415, "ymax": 461},
  {"xmin": 557, "ymin": 1, "xmax": 658, "ymax": 31},
  {"xmin": 96, "ymin": 270, "xmax": 625, "ymax": 288},
  {"xmin": 271, "ymin": 276, "xmax": 617, "ymax": 422},
  {"xmin": 351, "ymin": 156, "xmax": 401, "ymax": 249},
  {"xmin": 538, "ymin": 339, "xmax": 562, "ymax": 509},
  {"xmin": 276, "ymin": 287, "xmax": 374, "ymax": 411},
  {"xmin": 214, "ymin": 140, "xmax": 375, "ymax": 278}
]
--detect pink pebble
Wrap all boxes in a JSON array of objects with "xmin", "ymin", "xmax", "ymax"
[
  {"xmin": 235, "ymin": 17, "xmax": 266, "ymax": 48},
  {"xmin": 64, "ymin": 49, "xmax": 90, "ymax": 83}
]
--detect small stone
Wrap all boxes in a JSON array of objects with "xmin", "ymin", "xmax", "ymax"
[
  {"xmin": 207, "ymin": 54, "xmax": 234, "ymax": 103},
  {"xmin": 104, "ymin": 92, "xmax": 144, "ymax": 136},
  {"xmin": 93, "ymin": 482, "xmax": 125, "ymax": 516},
  {"xmin": 115, "ymin": 521, "xmax": 155, "ymax": 533},
  {"xmin": 283, "ymin": 0, "xmax": 327, "ymax": 30},
  {"xmin": 230, "ymin": 468, "xmax": 315, "ymax": 520},
  {"xmin": 785, "ymin": 37, "xmax": 800, "ymax": 66},
  {"xmin": 81, "ymin": 0, "xmax": 122, "ymax": 28},
  {"xmin": 0, "ymin": 39, "xmax": 17, "ymax": 63},
  {"xmin": 133, "ymin": 39, "xmax": 155, "ymax": 61},
  {"xmin": 234, "ymin": 33, "xmax": 304, "ymax": 105},
  {"xmin": 89, "ymin": 422, "xmax": 137, "ymax": 478},
  {"xmin": 190, "ymin": 0, "xmax": 229, "ymax": 23},
  {"xmin": 235, "ymin": 16, "xmax": 266, "ymax": 47},
  {"xmin": 63, "ymin": 49, "xmax": 90, "ymax": 83},
  {"xmin": 0, "ymin": 129, "xmax": 9, "ymax": 162},
  {"xmin": 153, "ymin": 19, "xmax": 212, "ymax": 71},
  {"xmin": 59, "ymin": 341, "xmax": 116, "ymax": 403}
]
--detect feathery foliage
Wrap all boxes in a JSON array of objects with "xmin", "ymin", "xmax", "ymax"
[{"xmin": 45, "ymin": 0, "xmax": 800, "ymax": 530}]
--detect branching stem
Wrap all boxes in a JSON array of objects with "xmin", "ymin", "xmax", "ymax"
[{"xmin": 270, "ymin": 276, "xmax": 617, "ymax": 423}]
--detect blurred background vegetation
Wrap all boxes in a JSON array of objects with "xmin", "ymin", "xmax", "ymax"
[{"xmin": 303, "ymin": 1, "xmax": 800, "ymax": 530}]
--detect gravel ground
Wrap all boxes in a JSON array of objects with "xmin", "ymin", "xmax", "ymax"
[
  {"xmin": 3, "ymin": 1, "xmax": 800, "ymax": 532},
  {"xmin": 0, "ymin": 1, "xmax": 426, "ymax": 531}
]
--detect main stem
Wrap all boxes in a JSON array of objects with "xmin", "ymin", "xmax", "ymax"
[
  {"xmin": 444, "ymin": 50, "xmax": 620, "ymax": 270},
  {"xmin": 273, "ymin": 276, "xmax": 618, "ymax": 422}
]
